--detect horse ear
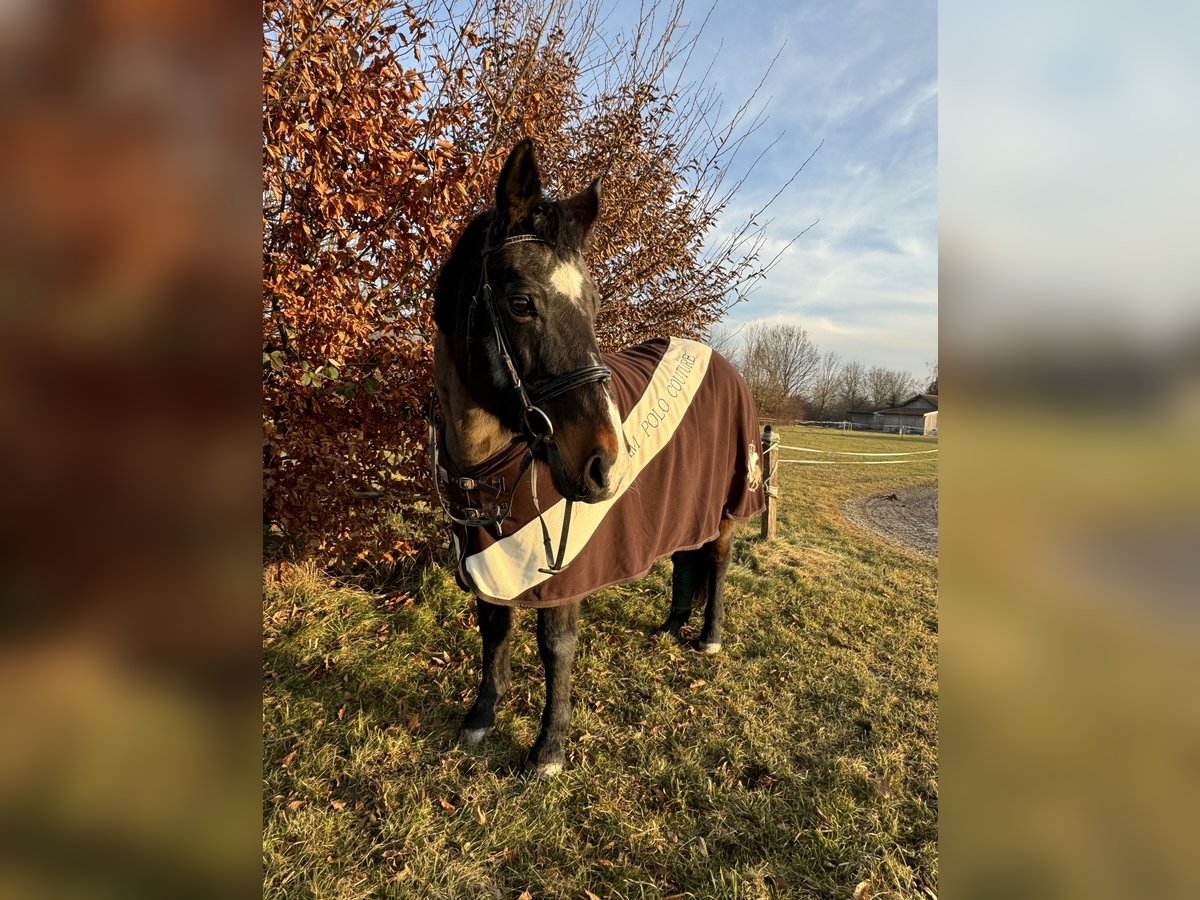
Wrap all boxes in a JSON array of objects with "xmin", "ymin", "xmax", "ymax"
[
  {"xmin": 565, "ymin": 175, "xmax": 602, "ymax": 238},
  {"xmin": 496, "ymin": 139, "xmax": 542, "ymax": 226}
]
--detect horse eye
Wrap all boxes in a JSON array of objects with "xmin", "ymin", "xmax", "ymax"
[{"xmin": 508, "ymin": 295, "xmax": 534, "ymax": 317}]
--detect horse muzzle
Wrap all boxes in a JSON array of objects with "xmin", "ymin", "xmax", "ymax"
[{"xmin": 548, "ymin": 434, "xmax": 624, "ymax": 503}]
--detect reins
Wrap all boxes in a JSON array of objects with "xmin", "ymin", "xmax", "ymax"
[{"xmin": 429, "ymin": 232, "xmax": 612, "ymax": 576}]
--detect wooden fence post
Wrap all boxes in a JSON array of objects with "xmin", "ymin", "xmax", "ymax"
[{"xmin": 761, "ymin": 424, "xmax": 779, "ymax": 539}]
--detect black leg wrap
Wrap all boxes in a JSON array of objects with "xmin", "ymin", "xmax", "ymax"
[
  {"xmin": 657, "ymin": 550, "xmax": 707, "ymax": 638},
  {"xmin": 670, "ymin": 552, "xmax": 701, "ymax": 617}
]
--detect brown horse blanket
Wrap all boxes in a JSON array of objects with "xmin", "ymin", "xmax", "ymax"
[{"xmin": 440, "ymin": 337, "xmax": 765, "ymax": 608}]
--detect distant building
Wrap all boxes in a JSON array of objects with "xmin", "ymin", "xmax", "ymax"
[{"xmin": 847, "ymin": 393, "xmax": 939, "ymax": 433}]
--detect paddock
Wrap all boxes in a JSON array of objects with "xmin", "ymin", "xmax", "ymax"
[{"xmin": 263, "ymin": 425, "xmax": 938, "ymax": 899}]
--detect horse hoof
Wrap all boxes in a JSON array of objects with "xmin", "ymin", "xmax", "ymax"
[
  {"xmin": 532, "ymin": 761, "xmax": 563, "ymax": 777},
  {"xmin": 458, "ymin": 727, "xmax": 491, "ymax": 746},
  {"xmin": 697, "ymin": 640, "xmax": 722, "ymax": 655}
]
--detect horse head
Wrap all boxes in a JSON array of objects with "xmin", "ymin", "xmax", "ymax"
[{"xmin": 434, "ymin": 140, "xmax": 629, "ymax": 503}]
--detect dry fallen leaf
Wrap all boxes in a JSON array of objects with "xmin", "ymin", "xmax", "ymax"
[
  {"xmin": 281, "ymin": 750, "xmax": 297, "ymax": 768},
  {"xmin": 517, "ymin": 892, "xmax": 532, "ymax": 900},
  {"xmin": 689, "ymin": 679, "xmax": 707, "ymax": 689},
  {"xmin": 331, "ymin": 800, "xmax": 345, "ymax": 811},
  {"xmin": 853, "ymin": 880, "xmax": 872, "ymax": 900}
]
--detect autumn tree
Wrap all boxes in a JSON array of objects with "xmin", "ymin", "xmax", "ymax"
[
  {"xmin": 263, "ymin": 0, "xmax": 811, "ymax": 564},
  {"xmin": 263, "ymin": 0, "xmax": 458, "ymax": 565}
]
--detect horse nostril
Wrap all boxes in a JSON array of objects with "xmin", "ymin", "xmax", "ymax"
[{"xmin": 585, "ymin": 450, "xmax": 613, "ymax": 495}]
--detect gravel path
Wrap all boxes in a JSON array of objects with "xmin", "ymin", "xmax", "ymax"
[{"xmin": 843, "ymin": 483, "xmax": 938, "ymax": 559}]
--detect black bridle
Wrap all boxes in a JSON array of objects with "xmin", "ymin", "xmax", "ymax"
[
  {"xmin": 471, "ymin": 233, "xmax": 612, "ymax": 439},
  {"xmin": 430, "ymin": 233, "xmax": 613, "ymax": 575}
]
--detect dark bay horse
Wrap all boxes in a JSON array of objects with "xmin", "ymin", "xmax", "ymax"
[{"xmin": 432, "ymin": 140, "xmax": 764, "ymax": 775}]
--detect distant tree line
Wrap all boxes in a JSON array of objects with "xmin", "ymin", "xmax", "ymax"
[{"xmin": 711, "ymin": 322, "xmax": 936, "ymax": 421}]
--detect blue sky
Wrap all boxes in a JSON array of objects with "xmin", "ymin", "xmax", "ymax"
[
  {"xmin": 415, "ymin": 0, "xmax": 937, "ymax": 377},
  {"xmin": 664, "ymin": 0, "xmax": 938, "ymax": 377}
]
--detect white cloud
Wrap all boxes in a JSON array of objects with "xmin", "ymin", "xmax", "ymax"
[{"xmin": 683, "ymin": 0, "xmax": 937, "ymax": 374}]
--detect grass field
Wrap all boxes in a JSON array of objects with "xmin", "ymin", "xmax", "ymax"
[{"xmin": 263, "ymin": 426, "xmax": 938, "ymax": 899}]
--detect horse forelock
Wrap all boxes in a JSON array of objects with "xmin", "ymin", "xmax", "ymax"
[{"xmin": 439, "ymin": 197, "xmax": 583, "ymax": 295}]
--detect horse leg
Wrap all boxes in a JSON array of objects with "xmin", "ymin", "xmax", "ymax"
[
  {"xmin": 527, "ymin": 600, "xmax": 580, "ymax": 775},
  {"xmin": 654, "ymin": 547, "xmax": 706, "ymax": 639},
  {"xmin": 459, "ymin": 598, "xmax": 513, "ymax": 745},
  {"xmin": 697, "ymin": 518, "xmax": 735, "ymax": 654}
]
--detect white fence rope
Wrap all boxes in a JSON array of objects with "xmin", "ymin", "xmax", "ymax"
[
  {"xmin": 777, "ymin": 445, "xmax": 938, "ymax": 457},
  {"xmin": 779, "ymin": 457, "xmax": 937, "ymax": 465}
]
